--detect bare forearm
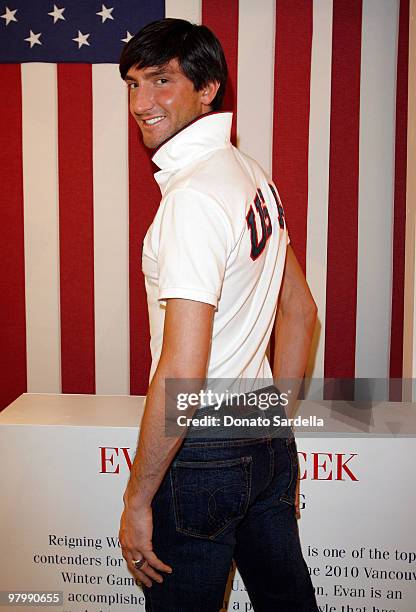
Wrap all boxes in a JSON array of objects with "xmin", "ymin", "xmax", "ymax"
[
  {"xmin": 123, "ymin": 300, "xmax": 214, "ymax": 511},
  {"xmin": 273, "ymin": 307, "xmax": 317, "ymax": 415},
  {"xmin": 273, "ymin": 307, "xmax": 316, "ymax": 379},
  {"xmin": 123, "ymin": 374, "xmax": 183, "ymax": 510}
]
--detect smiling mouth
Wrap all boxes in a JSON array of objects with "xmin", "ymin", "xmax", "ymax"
[{"xmin": 142, "ymin": 116, "xmax": 165, "ymax": 126}]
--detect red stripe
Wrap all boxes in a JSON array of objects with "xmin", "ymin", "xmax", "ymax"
[
  {"xmin": 272, "ymin": 0, "xmax": 313, "ymax": 274},
  {"xmin": 0, "ymin": 65, "xmax": 27, "ymax": 411},
  {"xmin": 202, "ymin": 0, "xmax": 239, "ymax": 144},
  {"xmin": 390, "ymin": 0, "xmax": 409, "ymax": 383},
  {"xmin": 324, "ymin": 0, "xmax": 362, "ymax": 380},
  {"xmin": 128, "ymin": 116, "xmax": 160, "ymax": 395},
  {"xmin": 58, "ymin": 65, "xmax": 95, "ymax": 394}
]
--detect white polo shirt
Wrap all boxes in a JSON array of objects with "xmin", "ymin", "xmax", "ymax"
[{"xmin": 142, "ymin": 112, "xmax": 289, "ymax": 390}]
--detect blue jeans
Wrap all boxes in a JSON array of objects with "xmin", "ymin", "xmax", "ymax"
[{"xmin": 144, "ymin": 435, "xmax": 318, "ymax": 611}]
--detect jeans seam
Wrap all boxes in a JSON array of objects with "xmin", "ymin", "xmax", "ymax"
[
  {"xmin": 280, "ymin": 438, "xmax": 297, "ymax": 505},
  {"xmin": 244, "ymin": 456, "xmax": 252, "ymax": 515},
  {"xmin": 174, "ymin": 456, "xmax": 252, "ymax": 469},
  {"xmin": 266, "ymin": 439, "xmax": 274, "ymax": 490},
  {"xmin": 169, "ymin": 470, "xmax": 180, "ymax": 532},
  {"xmin": 182, "ymin": 436, "xmax": 272, "ymax": 448}
]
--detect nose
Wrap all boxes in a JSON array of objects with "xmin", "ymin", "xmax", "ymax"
[{"xmin": 130, "ymin": 83, "xmax": 153, "ymax": 117}]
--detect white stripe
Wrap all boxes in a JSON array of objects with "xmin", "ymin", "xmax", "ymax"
[
  {"xmin": 92, "ymin": 65, "xmax": 130, "ymax": 395},
  {"xmin": 355, "ymin": 0, "xmax": 399, "ymax": 380},
  {"xmin": 237, "ymin": 0, "xmax": 275, "ymax": 176},
  {"xmin": 305, "ymin": 0, "xmax": 333, "ymax": 387},
  {"xmin": 165, "ymin": 0, "xmax": 201, "ymax": 24},
  {"xmin": 403, "ymin": 0, "xmax": 416, "ymax": 398},
  {"xmin": 21, "ymin": 64, "xmax": 61, "ymax": 393}
]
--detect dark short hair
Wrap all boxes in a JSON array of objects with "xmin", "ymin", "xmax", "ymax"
[{"xmin": 119, "ymin": 18, "xmax": 228, "ymax": 111}]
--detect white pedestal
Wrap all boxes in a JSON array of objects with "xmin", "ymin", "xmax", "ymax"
[{"xmin": 1, "ymin": 394, "xmax": 415, "ymax": 612}]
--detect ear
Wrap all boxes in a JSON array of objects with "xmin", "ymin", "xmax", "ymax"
[{"xmin": 200, "ymin": 81, "xmax": 221, "ymax": 109}]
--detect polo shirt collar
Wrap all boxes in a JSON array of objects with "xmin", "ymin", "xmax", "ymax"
[{"xmin": 152, "ymin": 112, "xmax": 232, "ymax": 181}]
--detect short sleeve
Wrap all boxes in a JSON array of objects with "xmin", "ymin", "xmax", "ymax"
[{"xmin": 158, "ymin": 189, "xmax": 231, "ymax": 308}]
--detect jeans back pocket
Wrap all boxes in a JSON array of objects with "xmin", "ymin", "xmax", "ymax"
[{"xmin": 171, "ymin": 456, "xmax": 252, "ymax": 539}]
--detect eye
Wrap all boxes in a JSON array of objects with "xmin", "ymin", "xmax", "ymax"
[
  {"xmin": 126, "ymin": 82, "xmax": 137, "ymax": 90},
  {"xmin": 156, "ymin": 78, "xmax": 169, "ymax": 85}
]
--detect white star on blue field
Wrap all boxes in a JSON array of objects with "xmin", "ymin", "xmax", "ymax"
[{"xmin": 0, "ymin": 1, "xmax": 164, "ymax": 63}]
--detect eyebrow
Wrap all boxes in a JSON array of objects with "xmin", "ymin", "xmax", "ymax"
[{"xmin": 125, "ymin": 66, "xmax": 175, "ymax": 81}]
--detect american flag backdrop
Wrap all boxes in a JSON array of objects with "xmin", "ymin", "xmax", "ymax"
[{"xmin": 0, "ymin": 0, "xmax": 409, "ymax": 411}]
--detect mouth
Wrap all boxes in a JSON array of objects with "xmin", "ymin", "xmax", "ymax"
[{"xmin": 141, "ymin": 116, "xmax": 165, "ymax": 127}]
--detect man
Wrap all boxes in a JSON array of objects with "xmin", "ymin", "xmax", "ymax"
[{"xmin": 118, "ymin": 18, "xmax": 318, "ymax": 612}]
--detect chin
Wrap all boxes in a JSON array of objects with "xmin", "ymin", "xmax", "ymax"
[
  {"xmin": 141, "ymin": 130, "xmax": 169, "ymax": 150},
  {"xmin": 140, "ymin": 135, "xmax": 158, "ymax": 149},
  {"xmin": 142, "ymin": 138, "xmax": 156, "ymax": 149},
  {"xmin": 139, "ymin": 120, "xmax": 183, "ymax": 150}
]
